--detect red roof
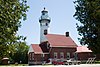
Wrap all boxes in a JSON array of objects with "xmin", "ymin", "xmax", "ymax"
[
  {"xmin": 31, "ymin": 44, "xmax": 43, "ymax": 54},
  {"xmin": 45, "ymin": 34, "xmax": 77, "ymax": 47},
  {"xmin": 76, "ymin": 46, "xmax": 92, "ymax": 53}
]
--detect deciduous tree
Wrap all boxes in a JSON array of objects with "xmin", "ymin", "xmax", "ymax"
[
  {"xmin": 8, "ymin": 41, "xmax": 29, "ymax": 64},
  {"xmin": 0, "ymin": 0, "xmax": 29, "ymax": 62},
  {"xmin": 74, "ymin": 0, "xmax": 100, "ymax": 54}
]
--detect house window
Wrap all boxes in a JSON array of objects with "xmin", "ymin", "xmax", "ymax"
[
  {"xmin": 74, "ymin": 53, "xmax": 78, "ymax": 60},
  {"xmin": 41, "ymin": 54, "xmax": 43, "ymax": 61},
  {"xmin": 54, "ymin": 52, "xmax": 57, "ymax": 59},
  {"xmin": 29, "ymin": 53, "xmax": 32, "ymax": 60},
  {"xmin": 67, "ymin": 52, "xmax": 70, "ymax": 60},
  {"xmin": 32, "ymin": 53, "xmax": 34, "ymax": 60},
  {"xmin": 60, "ymin": 52, "xmax": 64, "ymax": 58},
  {"xmin": 41, "ymin": 54, "xmax": 45, "ymax": 58}
]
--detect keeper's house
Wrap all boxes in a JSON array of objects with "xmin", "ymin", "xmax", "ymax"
[{"xmin": 28, "ymin": 33, "xmax": 77, "ymax": 65}]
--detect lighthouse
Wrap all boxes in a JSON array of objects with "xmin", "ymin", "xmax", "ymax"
[{"xmin": 39, "ymin": 8, "xmax": 51, "ymax": 43}]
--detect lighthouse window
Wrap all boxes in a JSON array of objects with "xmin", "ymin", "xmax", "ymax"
[
  {"xmin": 44, "ymin": 29, "xmax": 47, "ymax": 35},
  {"xmin": 46, "ymin": 23, "xmax": 48, "ymax": 26},
  {"xmin": 42, "ymin": 13, "xmax": 45, "ymax": 15}
]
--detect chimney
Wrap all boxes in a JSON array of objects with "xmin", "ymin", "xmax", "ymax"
[{"xmin": 65, "ymin": 32, "xmax": 69, "ymax": 37}]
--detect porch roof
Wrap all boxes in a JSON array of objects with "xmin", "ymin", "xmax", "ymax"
[
  {"xmin": 31, "ymin": 44, "xmax": 43, "ymax": 54},
  {"xmin": 76, "ymin": 46, "xmax": 92, "ymax": 53}
]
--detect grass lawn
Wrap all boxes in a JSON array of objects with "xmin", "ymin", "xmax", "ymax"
[
  {"xmin": 0, "ymin": 64, "xmax": 28, "ymax": 66},
  {"xmin": 95, "ymin": 61, "xmax": 100, "ymax": 64}
]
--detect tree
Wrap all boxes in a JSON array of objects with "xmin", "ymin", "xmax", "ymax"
[
  {"xmin": 0, "ymin": 0, "xmax": 29, "ymax": 62},
  {"xmin": 74, "ymin": 0, "xmax": 100, "ymax": 54},
  {"xmin": 8, "ymin": 41, "xmax": 29, "ymax": 64}
]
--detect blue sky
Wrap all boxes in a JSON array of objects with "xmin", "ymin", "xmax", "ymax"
[{"xmin": 18, "ymin": 0, "xmax": 81, "ymax": 45}]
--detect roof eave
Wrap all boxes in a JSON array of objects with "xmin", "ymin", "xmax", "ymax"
[
  {"xmin": 75, "ymin": 51, "xmax": 92, "ymax": 53},
  {"xmin": 34, "ymin": 52, "xmax": 43, "ymax": 54},
  {"xmin": 51, "ymin": 46, "xmax": 77, "ymax": 48}
]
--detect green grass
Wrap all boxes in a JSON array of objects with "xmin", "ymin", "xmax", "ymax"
[
  {"xmin": 42, "ymin": 64, "xmax": 54, "ymax": 66},
  {"xmin": 0, "ymin": 64, "xmax": 28, "ymax": 66},
  {"xmin": 80, "ymin": 60, "xmax": 100, "ymax": 64},
  {"xmin": 95, "ymin": 61, "xmax": 100, "ymax": 64}
]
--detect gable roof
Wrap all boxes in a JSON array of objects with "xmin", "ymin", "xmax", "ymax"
[
  {"xmin": 45, "ymin": 34, "xmax": 77, "ymax": 47},
  {"xmin": 76, "ymin": 46, "xmax": 92, "ymax": 53},
  {"xmin": 31, "ymin": 44, "xmax": 43, "ymax": 54}
]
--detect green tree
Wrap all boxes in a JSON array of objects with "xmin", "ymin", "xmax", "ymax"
[
  {"xmin": 0, "ymin": 0, "xmax": 29, "ymax": 62},
  {"xmin": 74, "ymin": 0, "xmax": 100, "ymax": 54},
  {"xmin": 8, "ymin": 41, "xmax": 29, "ymax": 64}
]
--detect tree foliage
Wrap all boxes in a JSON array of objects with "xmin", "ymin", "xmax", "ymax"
[
  {"xmin": 0, "ymin": 0, "xmax": 29, "ymax": 45},
  {"xmin": 0, "ymin": 0, "xmax": 29, "ymax": 63},
  {"xmin": 8, "ymin": 41, "xmax": 29, "ymax": 64},
  {"xmin": 74, "ymin": 0, "xmax": 100, "ymax": 54}
]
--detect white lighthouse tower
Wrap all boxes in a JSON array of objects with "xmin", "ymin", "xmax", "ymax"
[{"xmin": 39, "ymin": 8, "xmax": 51, "ymax": 43}]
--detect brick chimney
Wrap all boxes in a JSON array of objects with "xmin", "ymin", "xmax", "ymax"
[{"xmin": 65, "ymin": 32, "xmax": 69, "ymax": 37}]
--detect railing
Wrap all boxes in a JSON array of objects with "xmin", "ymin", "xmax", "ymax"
[{"xmin": 86, "ymin": 57, "xmax": 96, "ymax": 64}]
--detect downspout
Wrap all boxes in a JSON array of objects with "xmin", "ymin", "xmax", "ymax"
[
  {"xmin": 49, "ymin": 46, "xmax": 52, "ymax": 58},
  {"xmin": 49, "ymin": 45, "xmax": 52, "ymax": 54}
]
